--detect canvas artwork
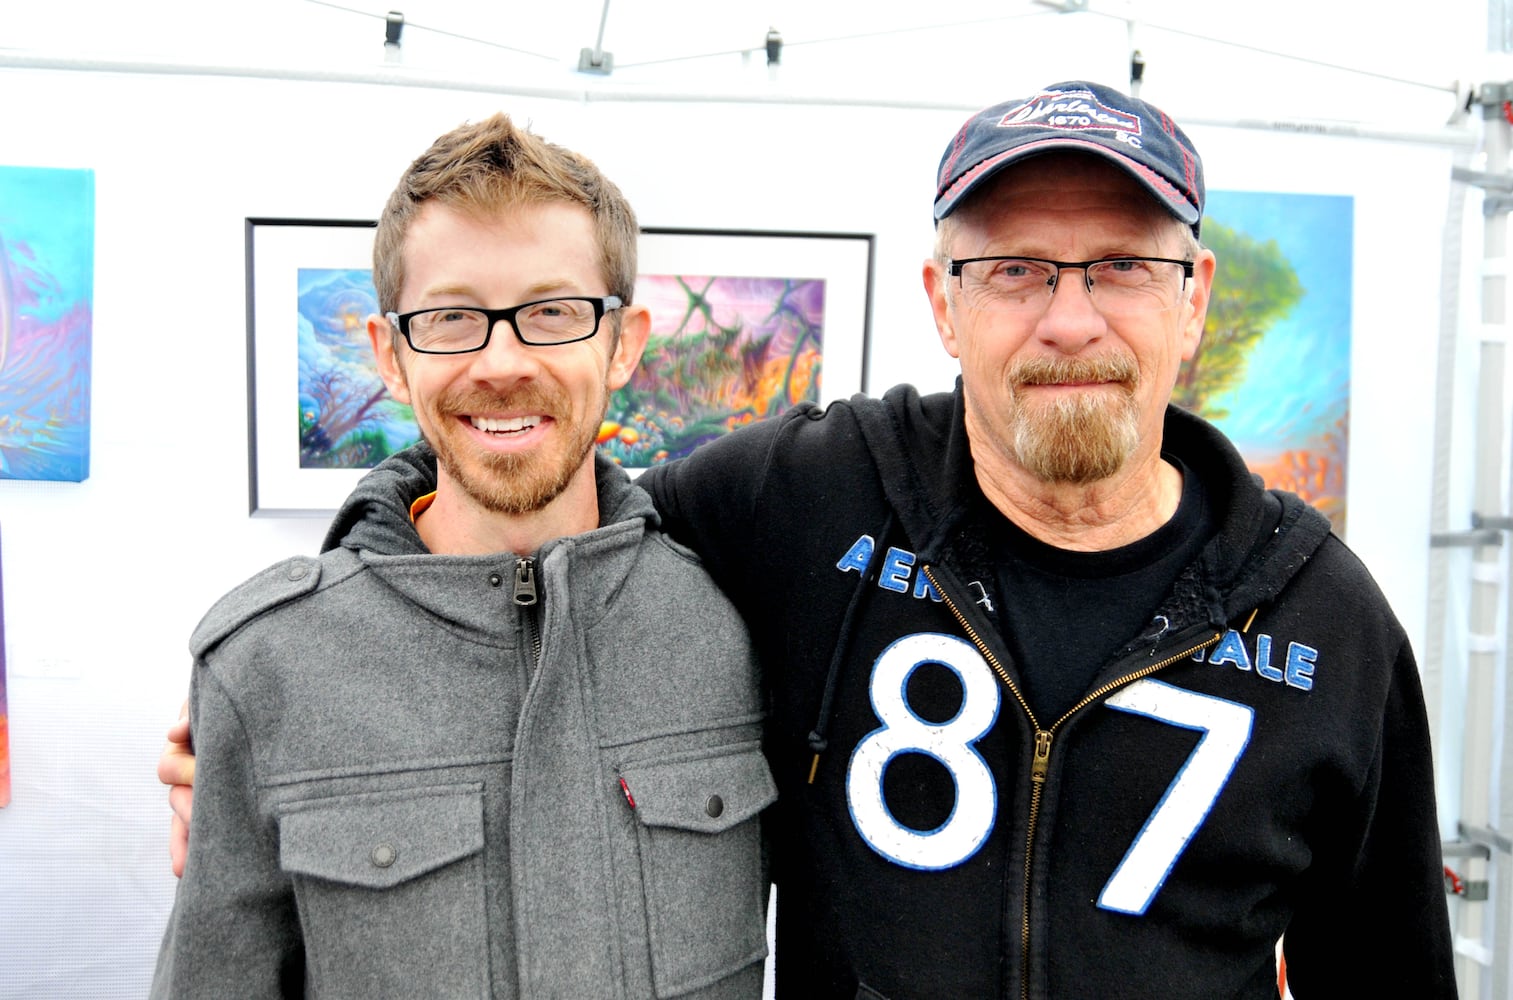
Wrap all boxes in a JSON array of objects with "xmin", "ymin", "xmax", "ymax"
[
  {"xmin": 0, "ymin": 523, "xmax": 9, "ymax": 808},
  {"xmin": 1183, "ymin": 191, "xmax": 1353, "ymax": 536},
  {"xmin": 599, "ymin": 275, "xmax": 825, "ymax": 467},
  {"xmin": 0, "ymin": 166, "xmax": 94, "ymax": 482},
  {"xmin": 297, "ymin": 267, "xmax": 419, "ymax": 469}
]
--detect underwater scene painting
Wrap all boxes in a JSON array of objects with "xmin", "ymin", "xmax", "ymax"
[
  {"xmin": 297, "ymin": 267, "xmax": 419, "ymax": 468},
  {"xmin": 1183, "ymin": 191, "xmax": 1353, "ymax": 536},
  {"xmin": 0, "ymin": 166, "xmax": 93, "ymax": 482}
]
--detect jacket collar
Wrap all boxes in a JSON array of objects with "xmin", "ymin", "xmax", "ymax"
[{"xmin": 322, "ymin": 443, "xmax": 656, "ymax": 557}]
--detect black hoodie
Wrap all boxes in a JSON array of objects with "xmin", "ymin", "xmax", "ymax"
[{"xmin": 638, "ymin": 382, "xmax": 1454, "ymax": 1000}]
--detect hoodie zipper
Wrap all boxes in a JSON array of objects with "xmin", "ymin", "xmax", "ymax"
[
  {"xmin": 922, "ymin": 565, "xmax": 1221, "ymax": 1000},
  {"xmin": 513, "ymin": 556, "xmax": 542, "ymax": 668}
]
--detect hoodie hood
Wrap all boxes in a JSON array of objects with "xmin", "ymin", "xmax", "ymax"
[
  {"xmin": 850, "ymin": 380, "xmax": 1335, "ymax": 634},
  {"xmin": 320, "ymin": 441, "xmax": 656, "ymax": 556}
]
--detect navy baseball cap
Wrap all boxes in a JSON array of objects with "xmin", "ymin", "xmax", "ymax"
[{"xmin": 934, "ymin": 81, "xmax": 1204, "ymax": 234}]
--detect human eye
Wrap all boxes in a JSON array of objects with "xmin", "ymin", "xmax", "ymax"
[
  {"xmin": 523, "ymin": 298, "xmax": 588, "ymax": 325},
  {"xmin": 1091, "ymin": 258, "xmax": 1159, "ymax": 287},
  {"xmin": 991, "ymin": 258, "xmax": 1046, "ymax": 280},
  {"xmin": 411, "ymin": 308, "xmax": 480, "ymax": 330}
]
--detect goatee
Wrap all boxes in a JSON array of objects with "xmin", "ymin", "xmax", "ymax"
[{"xmin": 1008, "ymin": 355, "xmax": 1141, "ymax": 485}]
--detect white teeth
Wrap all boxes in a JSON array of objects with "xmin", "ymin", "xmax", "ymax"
[{"xmin": 470, "ymin": 415, "xmax": 542, "ymax": 433}]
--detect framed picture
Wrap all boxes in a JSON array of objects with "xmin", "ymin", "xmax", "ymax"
[
  {"xmin": 246, "ymin": 219, "xmax": 874, "ymax": 515},
  {"xmin": 245, "ymin": 218, "xmax": 410, "ymax": 516}
]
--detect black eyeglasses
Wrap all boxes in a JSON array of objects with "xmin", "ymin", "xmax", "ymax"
[
  {"xmin": 947, "ymin": 256, "xmax": 1193, "ymax": 317},
  {"xmin": 385, "ymin": 295, "xmax": 623, "ymax": 354}
]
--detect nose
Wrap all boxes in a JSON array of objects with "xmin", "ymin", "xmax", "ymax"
[
  {"xmin": 1035, "ymin": 265, "xmax": 1107, "ymax": 352},
  {"xmin": 466, "ymin": 318, "xmax": 542, "ymax": 383}
]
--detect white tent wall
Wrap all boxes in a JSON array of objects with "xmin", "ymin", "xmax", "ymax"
[{"xmin": 0, "ymin": 10, "xmax": 1483, "ymax": 995}]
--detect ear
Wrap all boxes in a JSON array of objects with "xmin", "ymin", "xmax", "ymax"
[
  {"xmin": 368, "ymin": 313, "xmax": 413, "ymax": 405},
  {"xmin": 1179, "ymin": 248, "xmax": 1216, "ymax": 362},
  {"xmin": 923, "ymin": 257, "xmax": 961, "ymax": 359},
  {"xmin": 605, "ymin": 303, "xmax": 651, "ymax": 392}
]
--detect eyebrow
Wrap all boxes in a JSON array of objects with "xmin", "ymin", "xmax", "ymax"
[{"xmin": 418, "ymin": 279, "xmax": 593, "ymax": 303}]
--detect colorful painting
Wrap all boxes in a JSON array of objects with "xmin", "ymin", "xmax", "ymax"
[
  {"xmin": 0, "ymin": 166, "xmax": 93, "ymax": 482},
  {"xmin": 1181, "ymin": 192, "xmax": 1352, "ymax": 535},
  {"xmin": 298, "ymin": 267, "xmax": 419, "ymax": 469},
  {"xmin": 601, "ymin": 275, "xmax": 824, "ymax": 467},
  {"xmin": 248, "ymin": 222, "xmax": 872, "ymax": 512},
  {"xmin": 0, "ymin": 523, "xmax": 9, "ymax": 808}
]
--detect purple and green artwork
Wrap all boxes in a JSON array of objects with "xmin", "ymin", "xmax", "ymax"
[
  {"xmin": 601, "ymin": 274, "xmax": 825, "ymax": 466},
  {"xmin": 0, "ymin": 166, "xmax": 94, "ymax": 482}
]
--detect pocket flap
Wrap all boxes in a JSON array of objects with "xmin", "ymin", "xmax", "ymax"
[
  {"xmin": 278, "ymin": 783, "xmax": 484, "ymax": 889},
  {"xmin": 621, "ymin": 748, "xmax": 776, "ymax": 835}
]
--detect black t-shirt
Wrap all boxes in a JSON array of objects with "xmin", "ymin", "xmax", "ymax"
[{"xmin": 960, "ymin": 458, "xmax": 1214, "ymax": 723}]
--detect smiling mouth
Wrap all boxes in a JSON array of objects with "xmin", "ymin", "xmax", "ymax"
[{"xmin": 470, "ymin": 415, "xmax": 544, "ymax": 435}]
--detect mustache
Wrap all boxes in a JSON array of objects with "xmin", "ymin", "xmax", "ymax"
[
  {"xmin": 1010, "ymin": 354, "xmax": 1139, "ymax": 388},
  {"xmin": 437, "ymin": 383, "xmax": 565, "ymax": 417}
]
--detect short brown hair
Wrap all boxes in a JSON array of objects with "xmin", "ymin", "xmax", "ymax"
[{"xmin": 372, "ymin": 113, "xmax": 638, "ymax": 315}]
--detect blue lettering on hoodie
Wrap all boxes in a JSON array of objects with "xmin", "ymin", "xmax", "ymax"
[
  {"xmin": 835, "ymin": 534, "xmax": 944, "ymax": 603},
  {"xmin": 1196, "ymin": 629, "xmax": 1316, "ymax": 692}
]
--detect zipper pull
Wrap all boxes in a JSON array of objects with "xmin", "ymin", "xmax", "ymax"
[
  {"xmin": 1032, "ymin": 730, "xmax": 1052, "ymax": 784},
  {"xmin": 618, "ymin": 775, "xmax": 636, "ymax": 809},
  {"xmin": 513, "ymin": 557, "xmax": 538, "ymax": 607}
]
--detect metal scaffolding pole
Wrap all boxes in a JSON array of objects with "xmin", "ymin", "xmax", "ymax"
[{"xmin": 1449, "ymin": 80, "xmax": 1513, "ymax": 999}]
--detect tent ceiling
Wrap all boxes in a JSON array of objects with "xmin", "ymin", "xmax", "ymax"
[{"xmin": 5, "ymin": 0, "xmax": 1486, "ymax": 129}]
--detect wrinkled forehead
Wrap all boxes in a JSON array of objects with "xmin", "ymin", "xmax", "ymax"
[{"xmin": 945, "ymin": 151, "xmax": 1187, "ymax": 249}]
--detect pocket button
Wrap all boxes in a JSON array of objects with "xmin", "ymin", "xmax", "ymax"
[
  {"xmin": 371, "ymin": 843, "xmax": 397, "ymax": 868},
  {"xmin": 705, "ymin": 794, "xmax": 724, "ymax": 818}
]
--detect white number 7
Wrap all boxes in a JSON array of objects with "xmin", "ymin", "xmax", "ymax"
[{"xmin": 1097, "ymin": 679, "xmax": 1254, "ymax": 915}]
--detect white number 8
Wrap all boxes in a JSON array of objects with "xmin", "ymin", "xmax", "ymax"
[{"xmin": 846, "ymin": 632, "xmax": 1001, "ymax": 870}]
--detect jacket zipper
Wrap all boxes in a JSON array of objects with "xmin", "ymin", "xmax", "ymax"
[
  {"xmin": 513, "ymin": 556, "xmax": 542, "ymax": 667},
  {"xmin": 922, "ymin": 565, "xmax": 1222, "ymax": 1000}
]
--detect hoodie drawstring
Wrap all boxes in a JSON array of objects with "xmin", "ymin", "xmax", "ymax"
[{"xmin": 807, "ymin": 510, "xmax": 897, "ymax": 784}]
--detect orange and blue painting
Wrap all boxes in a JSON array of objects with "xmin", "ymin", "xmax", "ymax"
[
  {"xmin": 295, "ymin": 270, "xmax": 828, "ymax": 471},
  {"xmin": 600, "ymin": 275, "xmax": 824, "ymax": 466},
  {"xmin": 0, "ymin": 166, "xmax": 93, "ymax": 482},
  {"xmin": 297, "ymin": 268, "xmax": 419, "ymax": 468},
  {"xmin": 1183, "ymin": 192, "xmax": 1352, "ymax": 535}
]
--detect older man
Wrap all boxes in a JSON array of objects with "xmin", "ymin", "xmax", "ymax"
[
  {"xmin": 641, "ymin": 80, "xmax": 1453, "ymax": 998},
  {"xmin": 165, "ymin": 81, "xmax": 1455, "ymax": 998}
]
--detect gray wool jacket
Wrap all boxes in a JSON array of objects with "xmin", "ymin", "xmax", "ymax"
[{"xmin": 152, "ymin": 448, "xmax": 774, "ymax": 999}]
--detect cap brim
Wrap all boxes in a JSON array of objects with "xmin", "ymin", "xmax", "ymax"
[{"xmin": 933, "ymin": 136, "xmax": 1200, "ymax": 227}]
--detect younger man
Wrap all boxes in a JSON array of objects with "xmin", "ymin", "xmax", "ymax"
[{"xmin": 152, "ymin": 114, "xmax": 772, "ymax": 999}]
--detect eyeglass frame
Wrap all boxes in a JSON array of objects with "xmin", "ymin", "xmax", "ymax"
[
  {"xmin": 384, "ymin": 295, "xmax": 624, "ymax": 354},
  {"xmin": 945, "ymin": 255, "xmax": 1194, "ymax": 301}
]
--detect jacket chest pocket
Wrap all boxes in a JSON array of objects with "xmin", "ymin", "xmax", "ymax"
[
  {"xmin": 621, "ymin": 747, "xmax": 777, "ymax": 998},
  {"xmin": 277, "ymin": 783, "xmax": 489, "ymax": 999}
]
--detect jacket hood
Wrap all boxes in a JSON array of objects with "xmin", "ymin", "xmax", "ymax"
[
  {"xmin": 852, "ymin": 380, "xmax": 1335, "ymax": 633},
  {"xmin": 320, "ymin": 441, "xmax": 656, "ymax": 555}
]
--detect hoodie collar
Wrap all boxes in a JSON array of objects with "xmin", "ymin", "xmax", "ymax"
[{"xmin": 853, "ymin": 380, "xmax": 1333, "ymax": 627}]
